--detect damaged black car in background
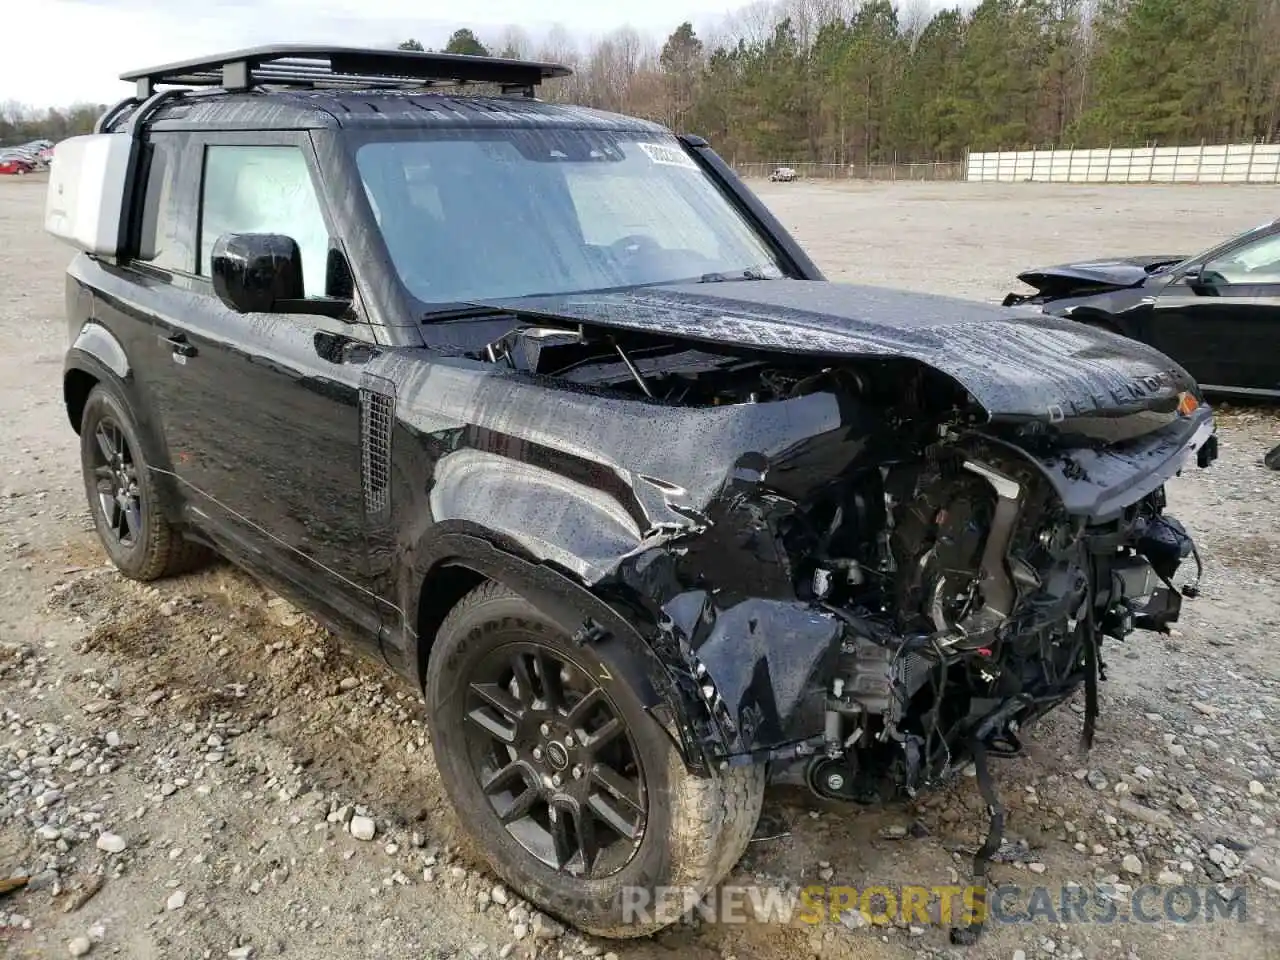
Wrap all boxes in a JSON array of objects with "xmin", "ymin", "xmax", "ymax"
[
  {"xmin": 49, "ymin": 46, "xmax": 1218, "ymax": 944},
  {"xmin": 1003, "ymin": 216, "xmax": 1280, "ymax": 400}
]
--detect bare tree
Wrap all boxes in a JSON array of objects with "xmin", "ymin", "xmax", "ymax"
[
  {"xmin": 493, "ymin": 25, "xmax": 533, "ymax": 59},
  {"xmin": 898, "ymin": 0, "xmax": 934, "ymax": 43}
]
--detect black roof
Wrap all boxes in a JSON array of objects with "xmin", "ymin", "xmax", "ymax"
[
  {"xmin": 128, "ymin": 89, "xmax": 667, "ymax": 134},
  {"xmin": 122, "ymin": 44, "xmax": 571, "ymax": 98}
]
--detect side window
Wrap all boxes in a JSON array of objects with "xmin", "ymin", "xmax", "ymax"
[
  {"xmin": 1204, "ymin": 232, "xmax": 1280, "ymax": 284},
  {"xmin": 136, "ymin": 135, "xmax": 190, "ymax": 272},
  {"xmin": 199, "ymin": 145, "xmax": 330, "ymax": 298}
]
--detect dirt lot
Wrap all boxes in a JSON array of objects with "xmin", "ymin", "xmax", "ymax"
[{"xmin": 1, "ymin": 175, "xmax": 1278, "ymax": 960}]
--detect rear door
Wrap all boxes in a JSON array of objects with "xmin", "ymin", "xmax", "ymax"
[
  {"xmin": 137, "ymin": 129, "xmax": 390, "ymax": 651},
  {"xmin": 1144, "ymin": 227, "xmax": 1280, "ymax": 393}
]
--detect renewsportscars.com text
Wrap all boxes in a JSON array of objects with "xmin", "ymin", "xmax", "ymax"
[{"xmin": 619, "ymin": 883, "xmax": 1248, "ymax": 928}]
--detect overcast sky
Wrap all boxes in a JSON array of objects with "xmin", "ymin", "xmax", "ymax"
[{"xmin": 1, "ymin": 0, "xmax": 775, "ymax": 108}]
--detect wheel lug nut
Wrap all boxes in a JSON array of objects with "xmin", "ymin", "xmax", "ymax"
[
  {"xmin": 551, "ymin": 774, "xmax": 562, "ymax": 788},
  {"xmin": 572, "ymin": 765, "xmax": 583, "ymax": 780},
  {"xmin": 564, "ymin": 734, "xmax": 575, "ymax": 748},
  {"xmin": 539, "ymin": 723, "xmax": 551, "ymax": 737},
  {"xmin": 532, "ymin": 747, "xmax": 543, "ymax": 761}
]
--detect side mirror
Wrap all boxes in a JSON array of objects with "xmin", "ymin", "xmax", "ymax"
[
  {"xmin": 211, "ymin": 233, "xmax": 303, "ymax": 313},
  {"xmin": 211, "ymin": 233, "xmax": 352, "ymax": 318},
  {"xmin": 1182, "ymin": 265, "xmax": 1226, "ymax": 294}
]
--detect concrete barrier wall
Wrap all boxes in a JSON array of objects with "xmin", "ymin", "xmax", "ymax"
[
  {"xmin": 737, "ymin": 160, "xmax": 966, "ymax": 181},
  {"xmin": 965, "ymin": 143, "xmax": 1280, "ymax": 184}
]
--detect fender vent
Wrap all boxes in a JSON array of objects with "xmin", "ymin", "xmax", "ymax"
[{"xmin": 359, "ymin": 376, "xmax": 396, "ymax": 522}]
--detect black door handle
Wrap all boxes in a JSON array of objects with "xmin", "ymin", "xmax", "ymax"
[{"xmin": 161, "ymin": 333, "xmax": 198, "ymax": 359}]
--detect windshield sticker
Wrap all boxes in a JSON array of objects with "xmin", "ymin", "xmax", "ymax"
[{"xmin": 636, "ymin": 142, "xmax": 698, "ymax": 170}]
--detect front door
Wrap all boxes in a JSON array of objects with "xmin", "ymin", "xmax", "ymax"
[
  {"xmin": 1145, "ymin": 228, "xmax": 1280, "ymax": 393},
  {"xmin": 140, "ymin": 130, "xmax": 390, "ymax": 649}
]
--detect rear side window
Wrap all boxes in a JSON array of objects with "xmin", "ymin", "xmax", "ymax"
[
  {"xmin": 198, "ymin": 145, "xmax": 330, "ymax": 298},
  {"xmin": 136, "ymin": 135, "xmax": 190, "ymax": 272}
]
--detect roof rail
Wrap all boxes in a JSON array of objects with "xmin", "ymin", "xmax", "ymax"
[{"xmin": 120, "ymin": 44, "xmax": 573, "ymax": 99}]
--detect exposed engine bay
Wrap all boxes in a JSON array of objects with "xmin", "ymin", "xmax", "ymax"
[
  {"xmin": 477, "ymin": 321, "xmax": 1205, "ymax": 780},
  {"xmin": 794, "ymin": 444, "xmax": 1197, "ymax": 796},
  {"xmin": 476, "ymin": 318, "xmax": 1210, "ymax": 942}
]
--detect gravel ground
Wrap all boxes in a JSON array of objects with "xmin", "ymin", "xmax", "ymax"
[{"xmin": 1, "ymin": 174, "xmax": 1278, "ymax": 960}]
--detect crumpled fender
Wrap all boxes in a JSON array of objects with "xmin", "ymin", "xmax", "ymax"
[
  {"xmin": 407, "ymin": 526, "xmax": 719, "ymax": 775},
  {"xmin": 661, "ymin": 589, "xmax": 843, "ymax": 762},
  {"xmin": 610, "ymin": 473, "xmax": 849, "ymax": 764},
  {"xmin": 427, "ymin": 443, "xmax": 656, "ymax": 585}
]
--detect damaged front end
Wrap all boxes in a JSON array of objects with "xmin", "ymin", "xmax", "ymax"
[
  {"xmin": 467, "ymin": 304, "xmax": 1217, "ymax": 944},
  {"xmin": 471, "ymin": 315, "xmax": 1216, "ymax": 804},
  {"xmin": 620, "ymin": 423, "xmax": 1210, "ymax": 800}
]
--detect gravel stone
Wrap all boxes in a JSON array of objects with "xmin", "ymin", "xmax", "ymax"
[{"xmin": 95, "ymin": 832, "xmax": 127, "ymax": 854}]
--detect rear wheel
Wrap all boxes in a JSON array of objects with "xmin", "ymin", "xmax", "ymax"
[
  {"xmin": 425, "ymin": 582, "xmax": 764, "ymax": 937},
  {"xmin": 79, "ymin": 384, "xmax": 208, "ymax": 581}
]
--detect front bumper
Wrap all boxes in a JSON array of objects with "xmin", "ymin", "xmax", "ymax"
[{"xmin": 1023, "ymin": 405, "xmax": 1216, "ymax": 522}]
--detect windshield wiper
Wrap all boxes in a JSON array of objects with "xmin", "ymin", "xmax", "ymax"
[
  {"xmin": 697, "ymin": 265, "xmax": 780, "ymax": 283},
  {"xmin": 421, "ymin": 304, "xmax": 514, "ymax": 323}
]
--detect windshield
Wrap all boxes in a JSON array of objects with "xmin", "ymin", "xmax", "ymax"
[{"xmin": 353, "ymin": 129, "xmax": 784, "ymax": 309}]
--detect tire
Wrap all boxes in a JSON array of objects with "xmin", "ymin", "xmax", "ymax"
[
  {"xmin": 425, "ymin": 581, "xmax": 764, "ymax": 938},
  {"xmin": 79, "ymin": 383, "xmax": 209, "ymax": 581}
]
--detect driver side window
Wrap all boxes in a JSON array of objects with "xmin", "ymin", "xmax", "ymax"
[
  {"xmin": 1203, "ymin": 231, "xmax": 1280, "ymax": 284},
  {"xmin": 199, "ymin": 145, "xmax": 330, "ymax": 298}
]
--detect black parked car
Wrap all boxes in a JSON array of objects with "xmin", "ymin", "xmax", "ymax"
[
  {"xmin": 1003, "ymin": 217, "xmax": 1280, "ymax": 399},
  {"xmin": 48, "ymin": 46, "xmax": 1217, "ymax": 941}
]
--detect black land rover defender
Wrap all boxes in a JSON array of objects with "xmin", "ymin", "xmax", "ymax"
[{"xmin": 46, "ymin": 45, "xmax": 1217, "ymax": 941}]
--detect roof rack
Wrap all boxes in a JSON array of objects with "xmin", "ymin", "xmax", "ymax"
[{"xmin": 120, "ymin": 44, "xmax": 573, "ymax": 99}]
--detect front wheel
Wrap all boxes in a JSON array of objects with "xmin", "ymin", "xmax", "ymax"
[{"xmin": 425, "ymin": 582, "xmax": 764, "ymax": 938}]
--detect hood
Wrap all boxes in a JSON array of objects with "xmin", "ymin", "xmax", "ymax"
[
  {"xmin": 476, "ymin": 279, "xmax": 1197, "ymax": 422},
  {"xmin": 1016, "ymin": 254, "xmax": 1186, "ymax": 297}
]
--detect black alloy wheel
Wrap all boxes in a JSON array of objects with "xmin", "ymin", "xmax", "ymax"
[
  {"xmin": 88, "ymin": 414, "xmax": 142, "ymax": 548},
  {"xmin": 463, "ymin": 641, "xmax": 647, "ymax": 879},
  {"xmin": 426, "ymin": 582, "xmax": 765, "ymax": 938},
  {"xmin": 78, "ymin": 383, "xmax": 210, "ymax": 581}
]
